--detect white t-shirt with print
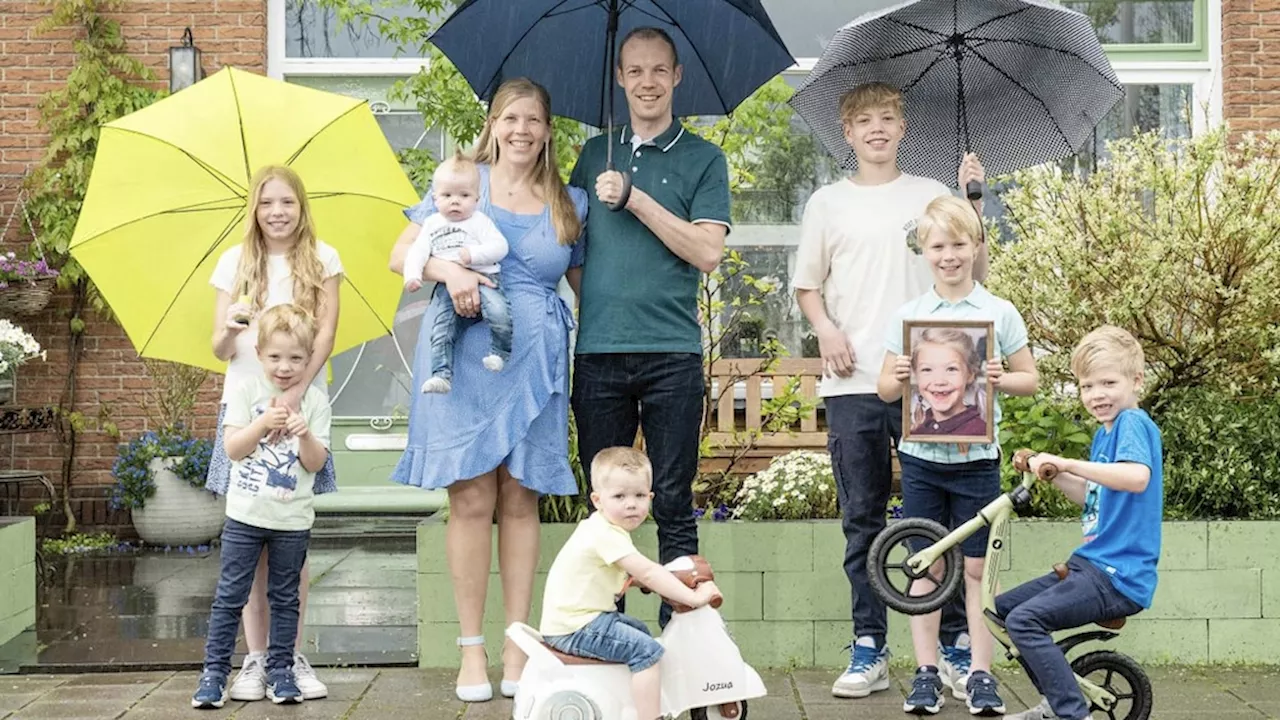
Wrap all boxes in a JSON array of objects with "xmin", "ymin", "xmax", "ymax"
[
  {"xmin": 223, "ymin": 374, "xmax": 332, "ymax": 532},
  {"xmin": 209, "ymin": 242, "xmax": 344, "ymax": 404},
  {"xmin": 791, "ymin": 174, "xmax": 950, "ymax": 397}
]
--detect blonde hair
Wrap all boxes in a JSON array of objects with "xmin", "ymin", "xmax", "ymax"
[
  {"xmin": 433, "ymin": 148, "xmax": 480, "ymax": 190},
  {"xmin": 474, "ymin": 78, "xmax": 582, "ymax": 246},
  {"xmin": 912, "ymin": 327, "xmax": 984, "ymax": 385},
  {"xmin": 918, "ymin": 195, "xmax": 982, "ymax": 248},
  {"xmin": 1071, "ymin": 325, "xmax": 1144, "ymax": 380},
  {"xmin": 256, "ymin": 303, "xmax": 317, "ymax": 356},
  {"xmin": 839, "ymin": 82, "xmax": 904, "ymax": 125},
  {"xmin": 590, "ymin": 446, "xmax": 652, "ymax": 492},
  {"xmin": 235, "ymin": 166, "xmax": 326, "ymax": 319}
]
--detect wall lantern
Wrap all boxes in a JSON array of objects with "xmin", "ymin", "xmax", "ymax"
[{"xmin": 168, "ymin": 27, "xmax": 203, "ymax": 93}]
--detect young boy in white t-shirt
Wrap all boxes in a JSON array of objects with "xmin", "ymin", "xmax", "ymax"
[
  {"xmin": 402, "ymin": 151, "xmax": 512, "ymax": 393},
  {"xmin": 192, "ymin": 304, "xmax": 332, "ymax": 710},
  {"xmin": 791, "ymin": 81, "xmax": 987, "ymax": 702},
  {"xmin": 539, "ymin": 447, "xmax": 720, "ymax": 720}
]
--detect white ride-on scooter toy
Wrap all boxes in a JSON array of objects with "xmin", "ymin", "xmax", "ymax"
[{"xmin": 505, "ymin": 555, "xmax": 765, "ymax": 719}]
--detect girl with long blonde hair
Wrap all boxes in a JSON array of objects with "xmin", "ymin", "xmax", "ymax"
[
  {"xmin": 388, "ymin": 77, "xmax": 588, "ymax": 703},
  {"xmin": 206, "ymin": 165, "xmax": 344, "ymax": 703}
]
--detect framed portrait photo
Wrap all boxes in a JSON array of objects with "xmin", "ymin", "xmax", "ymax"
[{"xmin": 901, "ymin": 319, "xmax": 995, "ymax": 444}]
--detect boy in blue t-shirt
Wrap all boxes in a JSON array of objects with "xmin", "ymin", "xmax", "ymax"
[{"xmin": 997, "ymin": 326, "xmax": 1163, "ymax": 720}]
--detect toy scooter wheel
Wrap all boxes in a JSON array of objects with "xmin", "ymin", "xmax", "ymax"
[
  {"xmin": 867, "ymin": 517, "xmax": 963, "ymax": 615},
  {"xmin": 690, "ymin": 700, "xmax": 748, "ymax": 719},
  {"xmin": 539, "ymin": 689, "xmax": 601, "ymax": 720},
  {"xmin": 1071, "ymin": 651, "xmax": 1153, "ymax": 720}
]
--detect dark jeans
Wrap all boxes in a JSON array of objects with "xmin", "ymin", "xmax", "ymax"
[
  {"xmin": 899, "ymin": 454, "xmax": 1001, "ymax": 558},
  {"xmin": 995, "ymin": 554, "xmax": 1143, "ymax": 720},
  {"xmin": 826, "ymin": 394, "xmax": 966, "ymax": 649},
  {"xmin": 427, "ymin": 276, "xmax": 512, "ymax": 381},
  {"xmin": 202, "ymin": 518, "xmax": 311, "ymax": 679},
  {"xmin": 571, "ymin": 352, "xmax": 704, "ymax": 628}
]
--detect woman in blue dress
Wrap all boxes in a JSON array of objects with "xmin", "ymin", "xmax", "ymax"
[{"xmin": 388, "ymin": 77, "xmax": 587, "ymax": 704}]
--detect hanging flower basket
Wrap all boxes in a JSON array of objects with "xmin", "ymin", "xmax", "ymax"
[{"xmin": 0, "ymin": 277, "xmax": 55, "ymax": 317}]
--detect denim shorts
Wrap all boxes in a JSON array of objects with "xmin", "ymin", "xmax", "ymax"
[
  {"xmin": 543, "ymin": 611, "xmax": 664, "ymax": 672},
  {"xmin": 898, "ymin": 453, "xmax": 1001, "ymax": 558}
]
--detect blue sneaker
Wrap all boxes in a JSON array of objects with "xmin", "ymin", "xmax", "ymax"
[
  {"xmin": 904, "ymin": 667, "xmax": 945, "ymax": 715},
  {"xmin": 191, "ymin": 671, "xmax": 228, "ymax": 709},
  {"xmin": 831, "ymin": 636, "xmax": 891, "ymax": 698},
  {"xmin": 939, "ymin": 632, "xmax": 973, "ymax": 699},
  {"xmin": 965, "ymin": 670, "xmax": 1006, "ymax": 716},
  {"xmin": 266, "ymin": 669, "xmax": 304, "ymax": 705}
]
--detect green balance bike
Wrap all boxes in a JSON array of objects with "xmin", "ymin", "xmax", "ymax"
[{"xmin": 867, "ymin": 449, "xmax": 1153, "ymax": 720}]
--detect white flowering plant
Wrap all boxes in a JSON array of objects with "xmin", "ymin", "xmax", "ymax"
[
  {"xmin": 732, "ymin": 450, "xmax": 838, "ymax": 521},
  {"xmin": 0, "ymin": 319, "xmax": 44, "ymax": 376}
]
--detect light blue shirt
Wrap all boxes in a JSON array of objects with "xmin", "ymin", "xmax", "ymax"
[{"xmin": 885, "ymin": 283, "xmax": 1029, "ymax": 464}]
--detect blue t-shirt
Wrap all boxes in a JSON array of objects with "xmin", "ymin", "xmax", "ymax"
[{"xmin": 1073, "ymin": 408, "xmax": 1163, "ymax": 608}]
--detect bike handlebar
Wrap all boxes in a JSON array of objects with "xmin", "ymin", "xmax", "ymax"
[{"xmin": 1012, "ymin": 448, "xmax": 1059, "ymax": 481}]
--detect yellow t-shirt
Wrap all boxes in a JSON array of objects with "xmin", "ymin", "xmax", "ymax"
[{"xmin": 539, "ymin": 512, "xmax": 639, "ymax": 636}]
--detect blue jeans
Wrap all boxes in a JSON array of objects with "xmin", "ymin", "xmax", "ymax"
[
  {"xmin": 826, "ymin": 394, "xmax": 966, "ymax": 649},
  {"xmin": 202, "ymin": 518, "xmax": 311, "ymax": 679},
  {"xmin": 543, "ymin": 611, "xmax": 664, "ymax": 672},
  {"xmin": 995, "ymin": 554, "xmax": 1143, "ymax": 720},
  {"xmin": 571, "ymin": 353, "xmax": 704, "ymax": 628},
  {"xmin": 899, "ymin": 454, "xmax": 1001, "ymax": 558},
  {"xmin": 427, "ymin": 276, "xmax": 512, "ymax": 381}
]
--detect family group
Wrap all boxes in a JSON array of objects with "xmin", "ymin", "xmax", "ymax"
[{"xmin": 186, "ymin": 26, "xmax": 1162, "ymax": 720}]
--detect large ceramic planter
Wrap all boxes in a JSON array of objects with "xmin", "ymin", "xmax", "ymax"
[{"xmin": 131, "ymin": 457, "xmax": 224, "ymax": 546}]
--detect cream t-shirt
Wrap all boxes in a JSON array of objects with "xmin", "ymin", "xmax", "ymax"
[
  {"xmin": 539, "ymin": 511, "xmax": 640, "ymax": 636},
  {"xmin": 209, "ymin": 242, "xmax": 344, "ymax": 404},
  {"xmin": 791, "ymin": 174, "xmax": 949, "ymax": 397}
]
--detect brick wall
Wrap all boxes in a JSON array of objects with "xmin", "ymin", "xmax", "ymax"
[
  {"xmin": 1222, "ymin": 0, "xmax": 1280, "ymax": 132},
  {"xmin": 0, "ymin": 1, "xmax": 266, "ymax": 535}
]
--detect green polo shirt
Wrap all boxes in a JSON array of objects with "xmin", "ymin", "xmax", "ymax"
[{"xmin": 569, "ymin": 121, "xmax": 731, "ymax": 354}]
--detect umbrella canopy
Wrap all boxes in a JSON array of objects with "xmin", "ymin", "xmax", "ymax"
[
  {"xmin": 430, "ymin": 0, "xmax": 796, "ymax": 128},
  {"xmin": 70, "ymin": 67, "xmax": 419, "ymax": 373},
  {"xmin": 788, "ymin": 0, "xmax": 1124, "ymax": 186}
]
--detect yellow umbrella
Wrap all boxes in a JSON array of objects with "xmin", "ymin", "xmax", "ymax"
[{"xmin": 70, "ymin": 67, "xmax": 419, "ymax": 373}]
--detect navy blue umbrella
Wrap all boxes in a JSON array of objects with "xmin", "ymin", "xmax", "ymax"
[{"xmin": 430, "ymin": 0, "xmax": 795, "ymax": 207}]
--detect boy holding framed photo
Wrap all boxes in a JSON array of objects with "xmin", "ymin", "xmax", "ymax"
[{"xmin": 876, "ymin": 194, "xmax": 1039, "ymax": 716}]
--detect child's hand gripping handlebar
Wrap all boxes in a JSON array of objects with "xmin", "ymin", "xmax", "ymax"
[
  {"xmin": 619, "ymin": 554, "xmax": 724, "ymax": 611},
  {"xmin": 1011, "ymin": 448, "xmax": 1060, "ymax": 481}
]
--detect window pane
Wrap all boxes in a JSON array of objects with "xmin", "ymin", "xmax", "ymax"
[
  {"xmin": 1063, "ymin": 1, "xmax": 1196, "ymax": 45},
  {"xmin": 1072, "ymin": 83, "xmax": 1192, "ymax": 170},
  {"xmin": 285, "ymin": 0, "xmax": 449, "ymax": 59},
  {"xmin": 760, "ymin": 0, "xmax": 902, "ymax": 58},
  {"xmin": 716, "ymin": 247, "xmax": 817, "ymax": 359}
]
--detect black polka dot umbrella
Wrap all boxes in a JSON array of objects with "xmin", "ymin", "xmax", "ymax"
[{"xmin": 788, "ymin": 0, "xmax": 1124, "ymax": 195}]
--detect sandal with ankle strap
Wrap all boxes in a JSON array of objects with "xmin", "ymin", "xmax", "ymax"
[{"xmin": 455, "ymin": 636, "xmax": 492, "ymax": 702}]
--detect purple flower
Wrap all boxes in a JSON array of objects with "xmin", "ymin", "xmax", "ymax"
[
  {"xmin": 694, "ymin": 507, "xmax": 706, "ymax": 519},
  {"xmin": 712, "ymin": 504, "xmax": 731, "ymax": 522}
]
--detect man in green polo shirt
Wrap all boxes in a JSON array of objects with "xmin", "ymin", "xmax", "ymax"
[{"xmin": 566, "ymin": 26, "xmax": 731, "ymax": 628}]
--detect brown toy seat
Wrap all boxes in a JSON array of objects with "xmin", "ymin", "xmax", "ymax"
[
  {"xmin": 540, "ymin": 642, "xmax": 619, "ymax": 666},
  {"xmin": 1052, "ymin": 563, "xmax": 1127, "ymax": 630}
]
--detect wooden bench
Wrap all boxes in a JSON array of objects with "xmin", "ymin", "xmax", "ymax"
[{"xmin": 701, "ymin": 358, "xmax": 828, "ymax": 475}]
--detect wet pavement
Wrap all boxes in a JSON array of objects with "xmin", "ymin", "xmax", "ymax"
[
  {"xmin": 1, "ymin": 665, "xmax": 1279, "ymax": 719},
  {"xmin": 0, "ymin": 519, "xmax": 422, "ymax": 674}
]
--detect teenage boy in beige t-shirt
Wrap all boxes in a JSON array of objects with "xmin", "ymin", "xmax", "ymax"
[{"xmin": 792, "ymin": 81, "xmax": 987, "ymax": 702}]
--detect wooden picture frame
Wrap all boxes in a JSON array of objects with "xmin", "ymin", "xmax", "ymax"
[{"xmin": 901, "ymin": 319, "xmax": 996, "ymax": 444}]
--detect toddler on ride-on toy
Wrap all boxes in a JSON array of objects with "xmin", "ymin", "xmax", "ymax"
[
  {"xmin": 1000, "ymin": 326, "xmax": 1163, "ymax": 720},
  {"xmin": 509, "ymin": 446, "xmax": 762, "ymax": 720}
]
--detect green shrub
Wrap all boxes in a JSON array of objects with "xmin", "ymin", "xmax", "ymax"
[
  {"xmin": 1154, "ymin": 387, "xmax": 1280, "ymax": 520},
  {"xmin": 998, "ymin": 394, "xmax": 1095, "ymax": 519}
]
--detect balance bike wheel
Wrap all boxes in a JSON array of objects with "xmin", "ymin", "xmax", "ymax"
[
  {"xmin": 539, "ymin": 689, "xmax": 601, "ymax": 720},
  {"xmin": 690, "ymin": 700, "xmax": 748, "ymax": 719},
  {"xmin": 867, "ymin": 517, "xmax": 963, "ymax": 615},
  {"xmin": 1070, "ymin": 650, "xmax": 1153, "ymax": 720}
]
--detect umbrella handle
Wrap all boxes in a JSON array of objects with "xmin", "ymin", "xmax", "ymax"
[
  {"xmin": 965, "ymin": 179, "xmax": 983, "ymax": 201},
  {"xmin": 606, "ymin": 161, "xmax": 632, "ymax": 212}
]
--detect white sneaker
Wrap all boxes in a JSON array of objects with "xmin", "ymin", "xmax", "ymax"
[
  {"xmin": 228, "ymin": 653, "xmax": 266, "ymax": 701},
  {"xmin": 939, "ymin": 632, "xmax": 972, "ymax": 700},
  {"xmin": 1003, "ymin": 697, "xmax": 1056, "ymax": 719},
  {"xmin": 293, "ymin": 652, "xmax": 328, "ymax": 700},
  {"xmin": 831, "ymin": 636, "xmax": 891, "ymax": 698}
]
